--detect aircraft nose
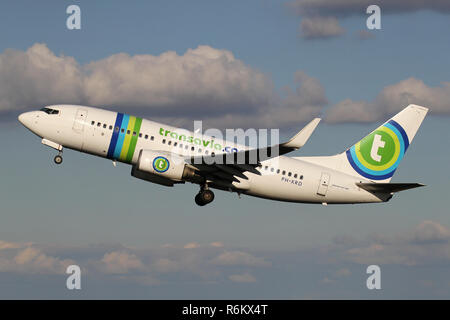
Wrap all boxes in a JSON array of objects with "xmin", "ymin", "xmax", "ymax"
[
  {"xmin": 18, "ymin": 111, "xmax": 35, "ymax": 128},
  {"xmin": 18, "ymin": 113, "xmax": 25, "ymax": 124}
]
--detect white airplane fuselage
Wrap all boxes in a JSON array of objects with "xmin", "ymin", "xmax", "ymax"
[{"xmin": 18, "ymin": 105, "xmax": 399, "ymax": 205}]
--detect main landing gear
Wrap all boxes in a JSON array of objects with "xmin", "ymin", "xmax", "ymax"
[{"xmin": 195, "ymin": 184, "xmax": 215, "ymax": 206}]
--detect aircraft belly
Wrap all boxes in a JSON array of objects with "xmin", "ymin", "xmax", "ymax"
[{"xmin": 245, "ymin": 167, "xmax": 384, "ymax": 204}]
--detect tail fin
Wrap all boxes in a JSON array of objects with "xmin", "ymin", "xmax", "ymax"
[{"xmin": 340, "ymin": 104, "xmax": 428, "ymax": 182}]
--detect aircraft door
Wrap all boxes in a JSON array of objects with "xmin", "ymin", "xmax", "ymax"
[
  {"xmin": 73, "ymin": 108, "xmax": 88, "ymax": 133},
  {"xmin": 317, "ymin": 172, "xmax": 330, "ymax": 196}
]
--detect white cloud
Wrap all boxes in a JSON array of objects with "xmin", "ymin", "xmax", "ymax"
[
  {"xmin": 210, "ymin": 242, "xmax": 224, "ymax": 248},
  {"xmin": 0, "ymin": 44, "xmax": 83, "ymax": 112},
  {"xmin": 184, "ymin": 242, "xmax": 200, "ymax": 249},
  {"xmin": 325, "ymin": 99, "xmax": 379, "ymax": 123},
  {"xmin": 289, "ymin": 0, "xmax": 450, "ymax": 40},
  {"xmin": 335, "ymin": 268, "xmax": 351, "ymax": 277},
  {"xmin": 211, "ymin": 251, "xmax": 271, "ymax": 267},
  {"xmin": 0, "ymin": 221, "xmax": 449, "ymax": 295},
  {"xmin": 321, "ymin": 277, "xmax": 334, "ymax": 284},
  {"xmin": 0, "ymin": 241, "xmax": 25, "ymax": 250},
  {"xmin": 412, "ymin": 220, "xmax": 450, "ymax": 244},
  {"xmin": 151, "ymin": 258, "xmax": 180, "ymax": 273},
  {"xmin": 325, "ymin": 78, "xmax": 450, "ymax": 123},
  {"xmin": 289, "ymin": 0, "xmax": 450, "ymax": 17},
  {"xmin": 1, "ymin": 43, "xmax": 325, "ymax": 129},
  {"xmin": 335, "ymin": 221, "xmax": 450, "ymax": 266},
  {"xmin": 0, "ymin": 241, "xmax": 74, "ymax": 274},
  {"xmin": 101, "ymin": 251, "xmax": 144, "ymax": 274},
  {"xmin": 300, "ymin": 17, "xmax": 345, "ymax": 39},
  {"xmin": 228, "ymin": 273, "xmax": 257, "ymax": 283}
]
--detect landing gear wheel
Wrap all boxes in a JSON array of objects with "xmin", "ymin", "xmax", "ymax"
[
  {"xmin": 195, "ymin": 189, "xmax": 215, "ymax": 206},
  {"xmin": 54, "ymin": 155, "xmax": 63, "ymax": 165},
  {"xmin": 201, "ymin": 189, "xmax": 215, "ymax": 203},
  {"xmin": 195, "ymin": 193, "xmax": 206, "ymax": 206}
]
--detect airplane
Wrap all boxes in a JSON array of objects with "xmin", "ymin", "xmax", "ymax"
[{"xmin": 18, "ymin": 104, "xmax": 428, "ymax": 206}]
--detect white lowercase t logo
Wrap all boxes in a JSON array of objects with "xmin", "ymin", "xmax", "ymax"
[{"xmin": 370, "ymin": 134, "xmax": 385, "ymax": 162}]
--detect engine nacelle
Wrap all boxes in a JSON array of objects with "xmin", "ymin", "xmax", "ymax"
[{"xmin": 131, "ymin": 150, "xmax": 197, "ymax": 186}]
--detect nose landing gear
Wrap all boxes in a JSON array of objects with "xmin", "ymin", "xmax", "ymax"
[
  {"xmin": 41, "ymin": 138, "xmax": 64, "ymax": 165},
  {"xmin": 54, "ymin": 153, "xmax": 63, "ymax": 165},
  {"xmin": 195, "ymin": 184, "xmax": 215, "ymax": 206}
]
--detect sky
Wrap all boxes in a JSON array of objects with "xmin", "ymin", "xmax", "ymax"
[{"xmin": 0, "ymin": 0, "xmax": 450, "ymax": 299}]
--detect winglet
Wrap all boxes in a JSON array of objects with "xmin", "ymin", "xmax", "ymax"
[{"xmin": 282, "ymin": 118, "xmax": 321, "ymax": 149}]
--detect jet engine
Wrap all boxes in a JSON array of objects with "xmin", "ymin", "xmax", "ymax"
[{"xmin": 131, "ymin": 150, "xmax": 198, "ymax": 186}]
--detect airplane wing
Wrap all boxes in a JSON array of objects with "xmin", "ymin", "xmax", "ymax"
[
  {"xmin": 187, "ymin": 118, "xmax": 321, "ymax": 166},
  {"xmin": 184, "ymin": 118, "xmax": 321, "ymax": 188}
]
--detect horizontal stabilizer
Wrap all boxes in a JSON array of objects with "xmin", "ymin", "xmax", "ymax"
[{"xmin": 356, "ymin": 182, "xmax": 425, "ymax": 193}]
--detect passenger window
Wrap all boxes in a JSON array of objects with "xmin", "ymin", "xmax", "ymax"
[
  {"xmin": 300, "ymin": 175, "xmax": 304, "ymax": 180},
  {"xmin": 198, "ymin": 148, "xmax": 202, "ymax": 153},
  {"xmin": 103, "ymin": 124, "xmax": 107, "ymax": 129},
  {"xmin": 185, "ymin": 145, "xmax": 189, "ymax": 150},
  {"xmin": 133, "ymin": 131, "xmax": 136, "ymax": 136},
  {"xmin": 265, "ymin": 166, "xmax": 268, "ymax": 170},
  {"xmin": 179, "ymin": 143, "xmax": 183, "ymax": 148},
  {"xmin": 168, "ymin": 141, "xmax": 172, "ymax": 146},
  {"xmin": 109, "ymin": 125, "xmax": 113, "ymax": 130},
  {"xmin": 288, "ymin": 172, "xmax": 292, "ymax": 177},
  {"xmin": 271, "ymin": 168, "xmax": 274, "ymax": 172},
  {"xmin": 205, "ymin": 150, "xmax": 209, "ymax": 155},
  {"xmin": 97, "ymin": 122, "xmax": 101, "ymax": 127},
  {"xmin": 174, "ymin": 142, "xmax": 178, "ymax": 146},
  {"xmin": 91, "ymin": 121, "xmax": 95, "ymax": 125},
  {"xmin": 162, "ymin": 139, "xmax": 166, "ymax": 144},
  {"xmin": 282, "ymin": 170, "xmax": 286, "ymax": 175},
  {"xmin": 191, "ymin": 146, "xmax": 195, "ymax": 151},
  {"xmin": 151, "ymin": 136, "xmax": 154, "ymax": 141},
  {"xmin": 115, "ymin": 127, "xmax": 119, "ymax": 132},
  {"xmin": 139, "ymin": 133, "xmax": 142, "ymax": 138},
  {"xmin": 277, "ymin": 169, "xmax": 280, "ymax": 174},
  {"xmin": 127, "ymin": 130, "xmax": 130, "ymax": 134},
  {"xmin": 294, "ymin": 174, "xmax": 298, "ymax": 178},
  {"xmin": 144, "ymin": 134, "xmax": 148, "ymax": 139},
  {"xmin": 121, "ymin": 128, "xmax": 124, "ymax": 133}
]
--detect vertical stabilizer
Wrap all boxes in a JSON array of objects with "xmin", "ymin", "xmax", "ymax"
[{"xmin": 339, "ymin": 104, "xmax": 428, "ymax": 182}]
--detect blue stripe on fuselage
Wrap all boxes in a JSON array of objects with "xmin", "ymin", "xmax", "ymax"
[
  {"xmin": 113, "ymin": 114, "xmax": 130, "ymax": 159},
  {"xmin": 107, "ymin": 113, "xmax": 124, "ymax": 159}
]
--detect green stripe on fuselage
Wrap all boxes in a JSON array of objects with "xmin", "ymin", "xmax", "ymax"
[
  {"xmin": 119, "ymin": 116, "xmax": 136, "ymax": 161},
  {"xmin": 126, "ymin": 117, "xmax": 143, "ymax": 163}
]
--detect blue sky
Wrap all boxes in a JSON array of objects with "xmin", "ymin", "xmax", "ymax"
[{"xmin": 0, "ymin": 0, "xmax": 450, "ymax": 299}]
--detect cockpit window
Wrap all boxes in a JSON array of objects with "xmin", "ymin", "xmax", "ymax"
[{"xmin": 40, "ymin": 107, "xmax": 60, "ymax": 115}]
